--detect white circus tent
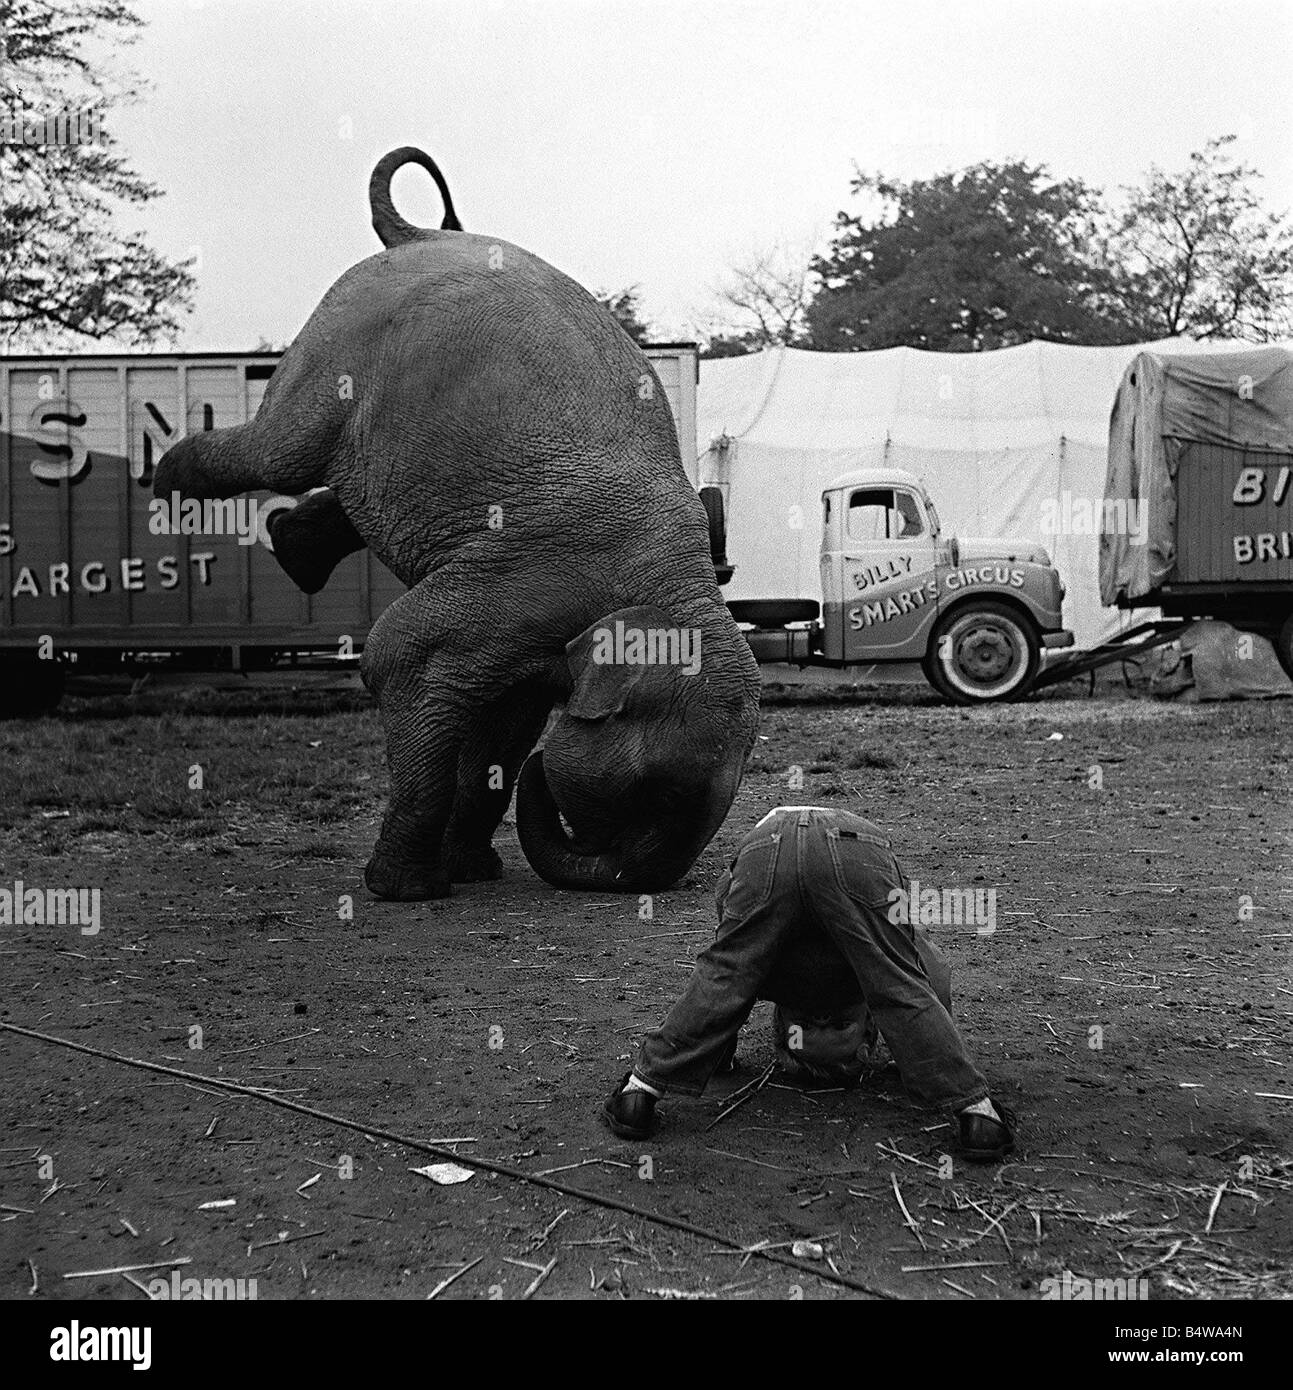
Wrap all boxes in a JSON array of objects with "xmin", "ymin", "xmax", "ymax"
[{"xmin": 695, "ymin": 339, "xmax": 1291, "ymax": 696}]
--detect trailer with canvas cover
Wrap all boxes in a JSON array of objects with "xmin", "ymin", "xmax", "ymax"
[{"xmin": 1100, "ymin": 345, "xmax": 1293, "ymax": 679}]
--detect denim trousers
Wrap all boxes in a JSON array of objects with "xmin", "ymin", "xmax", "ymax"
[{"xmin": 633, "ymin": 807, "xmax": 990, "ymax": 1113}]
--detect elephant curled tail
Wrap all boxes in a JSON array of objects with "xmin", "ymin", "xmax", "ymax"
[{"xmin": 369, "ymin": 146, "xmax": 463, "ymax": 246}]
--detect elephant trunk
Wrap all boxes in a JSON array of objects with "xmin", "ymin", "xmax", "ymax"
[{"xmin": 515, "ymin": 752, "xmax": 706, "ymax": 892}]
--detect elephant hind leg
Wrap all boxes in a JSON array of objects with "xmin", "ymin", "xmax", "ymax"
[
  {"xmin": 443, "ymin": 685, "xmax": 555, "ymax": 882},
  {"xmin": 268, "ymin": 489, "xmax": 367, "ymax": 594}
]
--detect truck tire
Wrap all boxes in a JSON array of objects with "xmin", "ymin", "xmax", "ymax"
[
  {"xmin": 1275, "ymin": 612, "xmax": 1293, "ymax": 683},
  {"xmin": 700, "ymin": 486, "xmax": 736, "ymax": 586},
  {"xmin": 699, "ymin": 486, "xmax": 726, "ymax": 562},
  {"xmin": 923, "ymin": 602, "xmax": 1040, "ymax": 704},
  {"xmin": 727, "ymin": 598, "xmax": 821, "ymax": 628},
  {"xmin": 0, "ymin": 658, "xmax": 66, "ymax": 718}
]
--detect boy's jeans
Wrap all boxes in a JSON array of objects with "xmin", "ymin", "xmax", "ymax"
[{"xmin": 632, "ymin": 808, "xmax": 990, "ymax": 1113}]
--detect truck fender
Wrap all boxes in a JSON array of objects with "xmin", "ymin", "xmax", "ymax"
[{"xmin": 925, "ymin": 588, "xmax": 1041, "ymax": 656}]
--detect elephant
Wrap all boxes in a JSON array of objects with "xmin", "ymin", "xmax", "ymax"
[{"xmin": 153, "ymin": 146, "xmax": 761, "ymax": 901}]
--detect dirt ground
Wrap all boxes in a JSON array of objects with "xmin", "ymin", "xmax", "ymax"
[{"xmin": 1, "ymin": 680, "xmax": 1290, "ymax": 1301}]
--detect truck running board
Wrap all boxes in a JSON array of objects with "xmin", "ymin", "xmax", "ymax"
[{"xmin": 1031, "ymin": 619, "xmax": 1193, "ymax": 691}]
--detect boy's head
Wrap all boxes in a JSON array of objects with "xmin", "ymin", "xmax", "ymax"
[{"xmin": 772, "ymin": 1002, "xmax": 877, "ymax": 1086}]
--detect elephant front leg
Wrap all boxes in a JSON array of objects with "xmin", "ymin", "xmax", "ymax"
[
  {"xmin": 442, "ymin": 686, "xmax": 555, "ymax": 882},
  {"xmin": 153, "ymin": 424, "xmax": 274, "ymax": 501}
]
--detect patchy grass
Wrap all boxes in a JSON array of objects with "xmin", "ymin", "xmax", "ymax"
[
  {"xmin": 1, "ymin": 686, "xmax": 1289, "ymax": 1300},
  {"xmin": 284, "ymin": 834, "xmax": 350, "ymax": 860},
  {"xmin": 0, "ymin": 697, "xmax": 387, "ymax": 852}
]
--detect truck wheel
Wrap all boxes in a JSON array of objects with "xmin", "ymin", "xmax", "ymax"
[
  {"xmin": 699, "ymin": 486, "xmax": 727, "ymax": 564},
  {"xmin": 0, "ymin": 658, "xmax": 66, "ymax": 718},
  {"xmin": 1275, "ymin": 613, "xmax": 1293, "ymax": 682},
  {"xmin": 924, "ymin": 602, "xmax": 1040, "ymax": 704}
]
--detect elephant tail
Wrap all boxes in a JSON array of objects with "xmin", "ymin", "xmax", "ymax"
[{"xmin": 369, "ymin": 146, "xmax": 463, "ymax": 246}]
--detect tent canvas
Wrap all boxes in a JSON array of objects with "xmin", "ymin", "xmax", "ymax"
[{"xmin": 697, "ymin": 340, "xmax": 1290, "ymax": 679}]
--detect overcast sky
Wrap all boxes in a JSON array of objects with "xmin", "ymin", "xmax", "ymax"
[{"xmin": 112, "ymin": 0, "xmax": 1293, "ymax": 349}]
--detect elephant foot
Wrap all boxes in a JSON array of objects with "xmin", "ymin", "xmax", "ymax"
[
  {"xmin": 364, "ymin": 849, "xmax": 452, "ymax": 901},
  {"xmin": 441, "ymin": 838, "xmax": 504, "ymax": 883},
  {"xmin": 268, "ymin": 490, "xmax": 367, "ymax": 595}
]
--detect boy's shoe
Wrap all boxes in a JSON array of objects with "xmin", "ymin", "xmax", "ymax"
[
  {"xmin": 958, "ymin": 1102, "xmax": 1016, "ymax": 1162},
  {"xmin": 602, "ymin": 1073, "xmax": 658, "ymax": 1141}
]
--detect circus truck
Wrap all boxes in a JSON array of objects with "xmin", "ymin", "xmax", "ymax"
[
  {"xmin": 1100, "ymin": 346, "xmax": 1293, "ymax": 682},
  {"xmin": 705, "ymin": 466, "xmax": 1074, "ymax": 703}
]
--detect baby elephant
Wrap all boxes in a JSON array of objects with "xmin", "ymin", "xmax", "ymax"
[{"xmin": 154, "ymin": 147, "xmax": 760, "ymax": 900}]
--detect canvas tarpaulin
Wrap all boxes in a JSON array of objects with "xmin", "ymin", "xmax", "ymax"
[
  {"xmin": 1101, "ymin": 346, "xmax": 1293, "ymax": 605},
  {"xmin": 698, "ymin": 340, "xmax": 1289, "ymax": 690}
]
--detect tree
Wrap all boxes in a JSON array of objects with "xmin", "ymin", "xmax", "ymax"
[
  {"xmin": 1109, "ymin": 136, "xmax": 1293, "ymax": 341},
  {"xmin": 805, "ymin": 160, "xmax": 1144, "ymax": 352},
  {"xmin": 705, "ymin": 241, "xmax": 815, "ymax": 354},
  {"xmin": 0, "ymin": 0, "xmax": 194, "ymax": 349},
  {"xmin": 594, "ymin": 285, "xmax": 652, "ymax": 344},
  {"xmin": 700, "ymin": 330, "xmax": 766, "ymax": 359}
]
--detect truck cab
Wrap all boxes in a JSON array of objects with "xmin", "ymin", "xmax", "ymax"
[
  {"xmin": 729, "ymin": 468, "xmax": 1073, "ymax": 703},
  {"xmin": 821, "ymin": 470, "xmax": 943, "ymax": 661}
]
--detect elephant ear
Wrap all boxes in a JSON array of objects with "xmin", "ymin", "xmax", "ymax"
[{"xmin": 565, "ymin": 605, "xmax": 682, "ymax": 721}]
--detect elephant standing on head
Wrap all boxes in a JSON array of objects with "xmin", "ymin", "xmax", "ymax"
[{"xmin": 153, "ymin": 147, "xmax": 761, "ymax": 901}]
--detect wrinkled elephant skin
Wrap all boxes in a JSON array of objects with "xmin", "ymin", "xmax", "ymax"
[{"xmin": 154, "ymin": 148, "xmax": 760, "ymax": 901}]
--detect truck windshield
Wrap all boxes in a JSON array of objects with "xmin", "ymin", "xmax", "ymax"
[
  {"xmin": 848, "ymin": 488, "xmax": 926, "ymax": 540},
  {"xmin": 894, "ymin": 490, "xmax": 924, "ymax": 537}
]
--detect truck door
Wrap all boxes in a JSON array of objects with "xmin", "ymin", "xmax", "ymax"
[{"xmin": 839, "ymin": 486, "xmax": 940, "ymax": 659}]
